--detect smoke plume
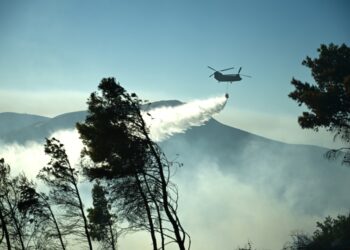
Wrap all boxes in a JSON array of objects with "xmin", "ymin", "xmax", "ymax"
[
  {"xmin": 1, "ymin": 94, "xmax": 350, "ymax": 249},
  {"xmin": 142, "ymin": 95, "xmax": 227, "ymax": 142}
]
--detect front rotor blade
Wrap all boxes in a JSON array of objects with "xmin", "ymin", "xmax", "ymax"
[
  {"xmin": 208, "ymin": 66, "xmax": 217, "ymax": 71},
  {"xmin": 209, "ymin": 73, "xmax": 215, "ymax": 77},
  {"xmin": 241, "ymin": 74, "xmax": 251, "ymax": 78},
  {"xmin": 220, "ymin": 67, "xmax": 234, "ymax": 72}
]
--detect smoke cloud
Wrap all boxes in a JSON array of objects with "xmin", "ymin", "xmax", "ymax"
[
  {"xmin": 1, "ymin": 95, "xmax": 349, "ymax": 249},
  {"xmin": 1, "ymin": 96, "xmax": 228, "ymax": 177},
  {"xmin": 142, "ymin": 96, "xmax": 227, "ymax": 142},
  {"xmin": 1, "ymin": 130, "xmax": 346, "ymax": 249},
  {"xmin": 0, "ymin": 130, "xmax": 83, "ymax": 179}
]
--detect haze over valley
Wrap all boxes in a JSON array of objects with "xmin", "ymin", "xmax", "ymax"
[{"xmin": 1, "ymin": 99, "xmax": 349, "ymax": 249}]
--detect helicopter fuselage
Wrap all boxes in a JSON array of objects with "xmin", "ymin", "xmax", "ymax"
[{"xmin": 214, "ymin": 72, "xmax": 242, "ymax": 82}]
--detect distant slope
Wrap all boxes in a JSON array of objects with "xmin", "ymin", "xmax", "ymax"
[
  {"xmin": 0, "ymin": 101, "xmax": 183, "ymax": 143},
  {"xmin": 0, "ymin": 111, "xmax": 87, "ymax": 143},
  {"xmin": 161, "ymin": 118, "xmax": 350, "ymax": 215},
  {"xmin": 162, "ymin": 118, "xmax": 327, "ymax": 167},
  {"xmin": 1, "ymin": 101, "xmax": 349, "ymax": 249},
  {"xmin": 0, "ymin": 112, "xmax": 49, "ymax": 137},
  {"xmin": 0, "ymin": 101, "xmax": 350, "ymax": 215}
]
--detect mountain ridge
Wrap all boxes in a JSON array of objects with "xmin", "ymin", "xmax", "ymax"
[
  {"xmin": 1, "ymin": 101, "xmax": 350, "ymax": 232},
  {"xmin": 0, "ymin": 108, "xmax": 329, "ymax": 150},
  {"xmin": 0, "ymin": 112, "xmax": 49, "ymax": 137},
  {"xmin": 0, "ymin": 100, "xmax": 271, "ymax": 145},
  {"xmin": 1, "ymin": 102, "xmax": 349, "ymax": 250}
]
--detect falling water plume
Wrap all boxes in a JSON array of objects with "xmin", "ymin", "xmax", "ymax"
[{"xmin": 142, "ymin": 95, "xmax": 228, "ymax": 142}]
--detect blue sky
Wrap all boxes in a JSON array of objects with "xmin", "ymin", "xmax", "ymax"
[
  {"xmin": 1, "ymin": 3, "xmax": 349, "ymax": 248},
  {"xmin": 0, "ymin": 0, "xmax": 349, "ymax": 145}
]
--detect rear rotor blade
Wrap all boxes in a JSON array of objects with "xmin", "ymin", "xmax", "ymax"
[
  {"xmin": 220, "ymin": 67, "xmax": 234, "ymax": 72},
  {"xmin": 208, "ymin": 66, "xmax": 217, "ymax": 71},
  {"xmin": 238, "ymin": 67, "xmax": 242, "ymax": 74}
]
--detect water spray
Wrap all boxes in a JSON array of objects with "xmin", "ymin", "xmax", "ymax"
[{"xmin": 142, "ymin": 95, "xmax": 228, "ymax": 142}]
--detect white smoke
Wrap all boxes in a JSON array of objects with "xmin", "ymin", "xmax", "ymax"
[
  {"xmin": 142, "ymin": 96, "xmax": 228, "ymax": 142},
  {"xmin": 1, "ymin": 96, "xmax": 228, "ymax": 178},
  {"xmin": 0, "ymin": 130, "xmax": 83, "ymax": 180},
  {"xmin": 1, "ymin": 95, "xmax": 349, "ymax": 249}
]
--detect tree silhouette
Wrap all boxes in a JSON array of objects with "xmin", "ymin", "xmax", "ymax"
[
  {"xmin": 0, "ymin": 158, "xmax": 60, "ymax": 249},
  {"xmin": 0, "ymin": 158, "xmax": 12, "ymax": 250},
  {"xmin": 0, "ymin": 160, "xmax": 41, "ymax": 250},
  {"xmin": 236, "ymin": 241, "xmax": 255, "ymax": 250},
  {"xmin": 289, "ymin": 43, "xmax": 350, "ymax": 165},
  {"xmin": 284, "ymin": 213, "xmax": 350, "ymax": 249},
  {"xmin": 18, "ymin": 184, "xmax": 66, "ymax": 249},
  {"xmin": 77, "ymin": 78, "xmax": 189, "ymax": 250},
  {"xmin": 37, "ymin": 138, "xmax": 93, "ymax": 250},
  {"xmin": 87, "ymin": 181, "xmax": 118, "ymax": 250},
  {"xmin": 0, "ymin": 207, "xmax": 11, "ymax": 250}
]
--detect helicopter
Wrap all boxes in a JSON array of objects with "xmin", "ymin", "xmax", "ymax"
[{"xmin": 208, "ymin": 66, "xmax": 251, "ymax": 83}]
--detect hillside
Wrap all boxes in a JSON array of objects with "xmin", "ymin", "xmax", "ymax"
[
  {"xmin": 0, "ymin": 112, "xmax": 49, "ymax": 137},
  {"xmin": 161, "ymin": 118, "xmax": 350, "ymax": 216},
  {"xmin": 1, "ymin": 103, "xmax": 350, "ymax": 216},
  {"xmin": 0, "ymin": 111, "xmax": 87, "ymax": 143},
  {"xmin": 1, "ymin": 102, "xmax": 350, "ymax": 249}
]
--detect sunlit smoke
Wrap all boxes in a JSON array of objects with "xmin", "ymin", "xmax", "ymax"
[
  {"xmin": 1, "ymin": 94, "xmax": 350, "ymax": 249},
  {"xmin": 142, "ymin": 95, "xmax": 228, "ymax": 142},
  {"xmin": 0, "ymin": 96, "xmax": 228, "ymax": 177},
  {"xmin": 0, "ymin": 130, "xmax": 83, "ymax": 179}
]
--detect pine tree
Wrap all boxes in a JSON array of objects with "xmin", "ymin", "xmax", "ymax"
[
  {"xmin": 77, "ymin": 78, "xmax": 189, "ymax": 250},
  {"xmin": 37, "ymin": 138, "xmax": 93, "ymax": 250},
  {"xmin": 289, "ymin": 43, "xmax": 350, "ymax": 165},
  {"xmin": 88, "ymin": 181, "xmax": 117, "ymax": 250}
]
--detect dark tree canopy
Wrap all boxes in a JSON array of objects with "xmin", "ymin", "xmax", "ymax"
[
  {"xmin": 87, "ymin": 182, "xmax": 117, "ymax": 250},
  {"xmin": 77, "ymin": 78, "xmax": 148, "ymax": 178},
  {"xmin": 18, "ymin": 183, "xmax": 66, "ymax": 250},
  {"xmin": 284, "ymin": 213, "xmax": 350, "ymax": 250},
  {"xmin": 0, "ymin": 158, "xmax": 62, "ymax": 250},
  {"xmin": 289, "ymin": 43, "xmax": 350, "ymax": 165},
  {"xmin": 289, "ymin": 43, "xmax": 350, "ymax": 140},
  {"xmin": 77, "ymin": 78, "xmax": 189, "ymax": 250},
  {"xmin": 88, "ymin": 182, "xmax": 111, "ymax": 241},
  {"xmin": 77, "ymin": 78, "xmax": 161, "ymax": 248},
  {"xmin": 38, "ymin": 138, "xmax": 93, "ymax": 250}
]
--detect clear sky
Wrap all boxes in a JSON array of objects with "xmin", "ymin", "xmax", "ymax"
[
  {"xmin": 1, "ymin": 2, "xmax": 350, "ymax": 248},
  {"xmin": 0, "ymin": 0, "xmax": 349, "ymax": 146}
]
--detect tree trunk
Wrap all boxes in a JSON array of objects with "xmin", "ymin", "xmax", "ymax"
[
  {"xmin": 135, "ymin": 174, "xmax": 158, "ymax": 250},
  {"xmin": 73, "ymin": 182, "xmax": 93, "ymax": 250},
  {"xmin": 154, "ymin": 155, "xmax": 185, "ymax": 250},
  {"xmin": 138, "ymin": 109, "xmax": 187, "ymax": 250},
  {"xmin": 46, "ymin": 201, "xmax": 66, "ymax": 250},
  {"xmin": 67, "ymin": 161, "xmax": 93, "ymax": 250},
  {"xmin": 5, "ymin": 195, "xmax": 25, "ymax": 250},
  {"xmin": 108, "ymin": 222, "xmax": 116, "ymax": 250},
  {"xmin": 142, "ymin": 172, "xmax": 165, "ymax": 250},
  {"xmin": 0, "ymin": 206, "xmax": 11, "ymax": 250}
]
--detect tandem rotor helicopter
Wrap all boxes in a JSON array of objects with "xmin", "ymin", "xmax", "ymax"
[
  {"xmin": 208, "ymin": 66, "xmax": 251, "ymax": 98},
  {"xmin": 208, "ymin": 66, "xmax": 251, "ymax": 83}
]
